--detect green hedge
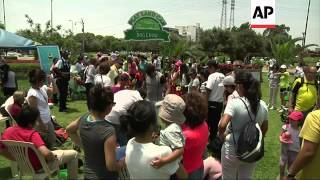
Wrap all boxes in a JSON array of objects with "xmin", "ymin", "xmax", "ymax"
[{"xmin": 8, "ymin": 63, "xmax": 40, "ymax": 78}]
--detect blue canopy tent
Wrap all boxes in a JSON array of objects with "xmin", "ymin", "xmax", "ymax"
[
  {"xmin": 0, "ymin": 28, "xmax": 36, "ymax": 49},
  {"xmin": 0, "ymin": 29, "xmax": 61, "ymax": 74}
]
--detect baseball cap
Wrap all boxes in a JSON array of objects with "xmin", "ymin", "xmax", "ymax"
[
  {"xmin": 222, "ymin": 76, "xmax": 235, "ymax": 86},
  {"xmin": 280, "ymin": 64, "xmax": 287, "ymax": 69},
  {"xmin": 288, "ymin": 111, "xmax": 303, "ymax": 121}
]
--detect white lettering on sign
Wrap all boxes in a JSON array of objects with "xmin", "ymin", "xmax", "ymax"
[
  {"xmin": 137, "ymin": 32, "xmax": 159, "ymax": 38},
  {"xmin": 251, "ymin": 0, "xmax": 275, "ymax": 28}
]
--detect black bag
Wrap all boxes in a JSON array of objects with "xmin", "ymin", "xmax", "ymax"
[
  {"xmin": 57, "ymin": 58, "xmax": 70, "ymax": 81},
  {"xmin": 231, "ymin": 98, "xmax": 264, "ymax": 163}
]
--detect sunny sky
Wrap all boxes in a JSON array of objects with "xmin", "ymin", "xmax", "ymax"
[{"xmin": 1, "ymin": 0, "xmax": 319, "ymax": 46}]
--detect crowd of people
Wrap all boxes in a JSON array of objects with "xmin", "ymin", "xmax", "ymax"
[{"xmin": 0, "ymin": 51, "xmax": 319, "ymax": 180}]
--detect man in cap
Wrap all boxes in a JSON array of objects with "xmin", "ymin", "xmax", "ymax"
[
  {"xmin": 221, "ymin": 75, "xmax": 239, "ymax": 106},
  {"xmin": 53, "ymin": 51, "xmax": 70, "ymax": 112},
  {"xmin": 279, "ymin": 64, "xmax": 290, "ymax": 112}
]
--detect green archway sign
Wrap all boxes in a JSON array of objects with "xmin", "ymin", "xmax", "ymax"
[{"xmin": 124, "ymin": 10, "xmax": 170, "ymax": 42}]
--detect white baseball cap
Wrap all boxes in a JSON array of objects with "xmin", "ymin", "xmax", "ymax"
[{"xmin": 280, "ymin": 64, "xmax": 287, "ymax": 69}]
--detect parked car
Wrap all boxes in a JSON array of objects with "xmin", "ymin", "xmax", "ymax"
[{"xmin": 6, "ymin": 51, "xmax": 22, "ymax": 58}]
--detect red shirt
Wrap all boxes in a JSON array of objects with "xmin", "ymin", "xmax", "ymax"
[
  {"xmin": 135, "ymin": 71, "xmax": 144, "ymax": 81},
  {"xmin": 129, "ymin": 62, "xmax": 138, "ymax": 76},
  {"xmin": 182, "ymin": 121, "xmax": 209, "ymax": 173},
  {"xmin": 0, "ymin": 126, "xmax": 45, "ymax": 170},
  {"xmin": 9, "ymin": 103, "xmax": 22, "ymax": 119}
]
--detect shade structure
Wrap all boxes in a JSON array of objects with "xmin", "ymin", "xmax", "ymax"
[{"xmin": 0, "ymin": 28, "xmax": 36, "ymax": 49}]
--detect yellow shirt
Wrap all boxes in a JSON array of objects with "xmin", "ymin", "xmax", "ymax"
[
  {"xmin": 107, "ymin": 65, "xmax": 118, "ymax": 85},
  {"xmin": 297, "ymin": 110, "xmax": 320, "ymax": 179},
  {"xmin": 292, "ymin": 77, "xmax": 317, "ymax": 112}
]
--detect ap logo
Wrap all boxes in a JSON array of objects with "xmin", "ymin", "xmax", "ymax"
[{"xmin": 251, "ymin": 0, "xmax": 275, "ymax": 28}]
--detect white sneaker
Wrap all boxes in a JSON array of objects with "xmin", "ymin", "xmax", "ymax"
[
  {"xmin": 278, "ymin": 109, "xmax": 284, "ymax": 113},
  {"xmin": 269, "ymin": 106, "xmax": 275, "ymax": 110}
]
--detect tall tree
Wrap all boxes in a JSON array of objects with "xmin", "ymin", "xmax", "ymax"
[{"xmin": 263, "ymin": 24, "xmax": 291, "ymax": 43}]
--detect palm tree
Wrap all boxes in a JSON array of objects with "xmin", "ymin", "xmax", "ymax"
[
  {"xmin": 271, "ymin": 37, "xmax": 318, "ymax": 65},
  {"xmin": 164, "ymin": 40, "xmax": 205, "ymax": 60}
]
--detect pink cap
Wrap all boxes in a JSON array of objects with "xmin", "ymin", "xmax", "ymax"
[{"xmin": 288, "ymin": 111, "xmax": 303, "ymax": 121}]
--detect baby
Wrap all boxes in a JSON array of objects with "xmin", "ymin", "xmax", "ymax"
[{"xmin": 151, "ymin": 94, "xmax": 186, "ymax": 169}]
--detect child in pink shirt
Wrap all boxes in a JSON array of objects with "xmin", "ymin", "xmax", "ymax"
[{"xmin": 279, "ymin": 111, "xmax": 303, "ymax": 180}]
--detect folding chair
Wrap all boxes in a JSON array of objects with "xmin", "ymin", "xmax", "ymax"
[{"xmin": 1, "ymin": 140, "xmax": 60, "ymax": 180}]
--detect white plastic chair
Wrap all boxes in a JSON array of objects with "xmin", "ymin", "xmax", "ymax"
[
  {"xmin": 0, "ymin": 96, "xmax": 16, "ymax": 126},
  {"xmin": 4, "ymin": 103, "xmax": 15, "ymax": 126},
  {"xmin": 1, "ymin": 140, "xmax": 60, "ymax": 180}
]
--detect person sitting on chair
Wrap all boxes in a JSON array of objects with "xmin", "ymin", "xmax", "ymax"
[
  {"xmin": 9, "ymin": 91, "xmax": 26, "ymax": 120},
  {"xmin": 0, "ymin": 104, "xmax": 79, "ymax": 179}
]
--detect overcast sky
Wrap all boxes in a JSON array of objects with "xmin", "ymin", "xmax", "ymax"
[{"xmin": 1, "ymin": 0, "xmax": 319, "ymax": 46}]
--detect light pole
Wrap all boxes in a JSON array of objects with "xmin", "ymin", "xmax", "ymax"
[
  {"xmin": 81, "ymin": 18, "xmax": 85, "ymax": 53},
  {"xmin": 303, "ymin": 0, "xmax": 311, "ymax": 47},
  {"xmin": 50, "ymin": 0, "xmax": 53, "ymax": 30},
  {"xmin": 68, "ymin": 20, "xmax": 74, "ymax": 33},
  {"xmin": 2, "ymin": 0, "xmax": 6, "ymax": 29},
  {"xmin": 74, "ymin": 19, "xmax": 85, "ymax": 52}
]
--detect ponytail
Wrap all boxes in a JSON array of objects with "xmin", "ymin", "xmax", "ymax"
[
  {"xmin": 235, "ymin": 70, "xmax": 261, "ymax": 115},
  {"xmin": 244, "ymin": 77, "xmax": 261, "ymax": 115}
]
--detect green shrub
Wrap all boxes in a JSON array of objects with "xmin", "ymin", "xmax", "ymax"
[
  {"xmin": 9, "ymin": 63, "xmax": 40, "ymax": 78},
  {"xmin": 303, "ymin": 57, "xmax": 319, "ymax": 65}
]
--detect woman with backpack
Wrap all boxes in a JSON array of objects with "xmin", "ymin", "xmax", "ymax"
[{"xmin": 218, "ymin": 70, "xmax": 268, "ymax": 179}]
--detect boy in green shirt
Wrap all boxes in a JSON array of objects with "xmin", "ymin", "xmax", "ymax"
[{"xmin": 279, "ymin": 65, "xmax": 290, "ymax": 112}]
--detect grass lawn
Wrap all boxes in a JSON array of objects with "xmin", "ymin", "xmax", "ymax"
[{"xmin": 0, "ymin": 73, "xmax": 282, "ymax": 179}]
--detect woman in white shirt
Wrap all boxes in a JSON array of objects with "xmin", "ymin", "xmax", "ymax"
[
  {"xmin": 122, "ymin": 100, "xmax": 187, "ymax": 180},
  {"xmin": 27, "ymin": 69, "xmax": 58, "ymax": 149},
  {"xmin": 218, "ymin": 70, "xmax": 268, "ymax": 179},
  {"xmin": 84, "ymin": 58, "xmax": 97, "ymax": 110},
  {"xmin": 94, "ymin": 62, "xmax": 111, "ymax": 87}
]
